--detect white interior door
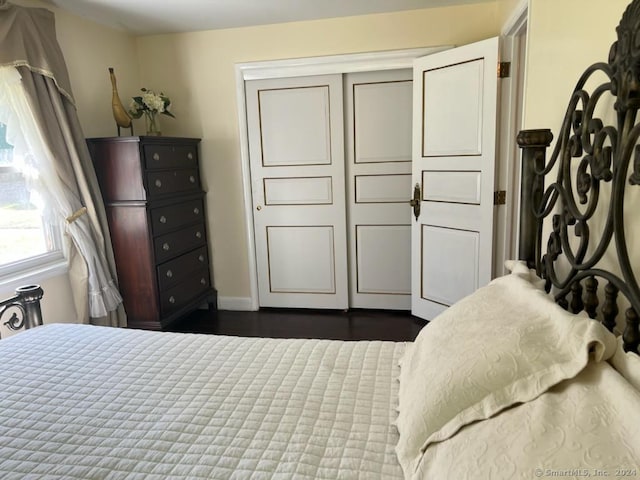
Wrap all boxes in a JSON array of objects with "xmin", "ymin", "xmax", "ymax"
[
  {"xmin": 344, "ymin": 70, "xmax": 413, "ymax": 309},
  {"xmin": 411, "ymin": 37, "xmax": 500, "ymax": 320},
  {"xmin": 246, "ymin": 75, "xmax": 348, "ymax": 309}
]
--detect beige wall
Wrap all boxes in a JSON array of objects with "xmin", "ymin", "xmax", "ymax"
[
  {"xmin": 10, "ymin": 0, "xmax": 140, "ymax": 137},
  {"xmin": 523, "ymin": 0, "xmax": 628, "ymax": 132},
  {"xmin": 497, "ymin": 0, "xmax": 526, "ymax": 30},
  {"xmin": 52, "ymin": 8, "xmax": 140, "ymax": 137},
  {"xmin": 135, "ymin": 3, "xmax": 500, "ymax": 303},
  {"xmin": 0, "ymin": 0, "xmax": 139, "ymax": 322}
]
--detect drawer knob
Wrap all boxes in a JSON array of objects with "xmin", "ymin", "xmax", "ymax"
[
  {"xmin": 153, "ymin": 153, "xmax": 160, "ymax": 161},
  {"xmin": 159, "ymin": 215, "xmax": 167, "ymax": 224},
  {"xmin": 193, "ymin": 207, "xmax": 200, "ymax": 215},
  {"xmin": 162, "ymin": 243, "xmax": 170, "ymax": 251},
  {"xmin": 155, "ymin": 179, "xmax": 162, "ymax": 188},
  {"xmin": 200, "ymin": 278, "xmax": 206, "ymax": 285},
  {"xmin": 198, "ymin": 254, "xmax": 205, "ymax": 262},
  {"xmin": 166, "ymin": 270, "xmax": 173, "ymax": 278},
  {"xmin": 195, "ymin": 231, "xmax": 202, "ymax": 239},
  {"xmin": 169, "ymin": 296, "xmax": 176, "ymax": 304},
  {"xmin": 189, "ymin": 175, "xmax": 196, "ymax": 184},
  {"xmin": 187, "ymin": 152, "xmax": 194, "ymax": 160}
]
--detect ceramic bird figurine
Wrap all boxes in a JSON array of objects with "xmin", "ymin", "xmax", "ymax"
[{"xmin": 109, "ymin": 67, "xmax": 133, "ymax": 136}]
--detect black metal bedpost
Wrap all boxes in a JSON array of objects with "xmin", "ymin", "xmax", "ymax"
[
  {"xmin": 516, "ymin": 129, "xmax": 553, "ymax": 271},
  {"xmin": 15, "ymin": 285, "xmax": 44, "ymax": 330}
]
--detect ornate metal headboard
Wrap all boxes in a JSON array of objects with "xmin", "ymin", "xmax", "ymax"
[
  {"xmin": 0, "ymin": 285, "xmax": 44, "ymax": 339},
  {"xmin": 517, "ymin": 0, "xmax": 640, "ymax": 354}
]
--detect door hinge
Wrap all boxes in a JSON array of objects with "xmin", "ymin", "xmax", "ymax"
[
  {"xmin": 494, "ymin": 190, "xmax": 507, "ymax": 205},
  {"xmin": 497, "ymin": 62, "xmax": 511, "ymax": 78}
]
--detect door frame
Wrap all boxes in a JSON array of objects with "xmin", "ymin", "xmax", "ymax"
[
  {"xmin": 235, "ymin": 47, "xmax": 449, "ymax": 310},
  {"xmin": 494, "ymin": 0, "xmax": 528, "ymax": 277}
]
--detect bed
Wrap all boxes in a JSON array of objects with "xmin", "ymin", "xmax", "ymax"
[{"xmin": 2, "ymin": 2, "xmax": 640, "ymax": 479}]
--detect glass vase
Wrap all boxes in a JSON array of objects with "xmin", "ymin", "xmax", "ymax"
[{"xmin": 144, "ymin": 111, "xmax": 161, "ymax": 136}]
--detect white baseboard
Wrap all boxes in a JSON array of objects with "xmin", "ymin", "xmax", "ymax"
[{"xmin": 217, "ymin": 296, "xmax": 256, "ymax": 311}]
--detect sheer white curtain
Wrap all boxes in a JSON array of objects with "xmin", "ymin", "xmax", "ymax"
[{"xmin": 0, "ymin": 66, "xmax": 122, "ymax": 318}]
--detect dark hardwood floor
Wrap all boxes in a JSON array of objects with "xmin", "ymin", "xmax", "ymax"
[{"xmin": 168, "ymin": 308, "xmax": 427, "ymax": 342}]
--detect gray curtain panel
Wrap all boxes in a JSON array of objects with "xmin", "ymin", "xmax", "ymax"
[{"xmin": 0, "ymin": 2, "xmax": 126, "ymax": 327}]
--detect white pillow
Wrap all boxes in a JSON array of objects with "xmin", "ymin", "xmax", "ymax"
[{"xmin": 395, "ymin": 263, "xmax": 618, "ymax": 478}]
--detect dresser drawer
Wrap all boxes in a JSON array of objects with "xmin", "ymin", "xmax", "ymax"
[
  {"xmin": 157, "ymin": 246, "xmax": 209, "ymax": 291},
  {"xmin": 154, "ymin": 223, "xmax": 207, "ymax": 264},
  {"xmin": 160, "ymin": 268, "xmax": 210, "ymax": 314},
  {"xmin": 151, "ymin": 198, "xmax": 205, "ymax": 236},
  {"xmin": 143, "ymin": 144, "xmax": 198, "ymax": 170},
  {"xmin": 146, "ymin": 169, "xmax": 200, "ymax": 197}
]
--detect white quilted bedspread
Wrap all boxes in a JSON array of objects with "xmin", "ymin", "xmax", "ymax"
[{"xmin": 0, "ymin": 324, "xmax": 406, "ymax": 479}]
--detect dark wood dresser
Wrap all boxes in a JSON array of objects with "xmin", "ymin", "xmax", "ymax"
[{"xmin": 87, "ymin": 136, "xmax": 217, "ymax": 330}]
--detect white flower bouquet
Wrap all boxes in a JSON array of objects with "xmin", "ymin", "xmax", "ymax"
[
  {"xmin": 128, "ymin": 88, "xmax": 175, "ymax": 119},
  {"xmin": 128, "ymin": 88, "xmax": 175, "ymax": 135}
]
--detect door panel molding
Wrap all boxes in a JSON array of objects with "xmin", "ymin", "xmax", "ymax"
[
  {"xmin": 259, "ymin": 86, "xmax": 332, "ymax": 167},
  {"xmin": 422, "ymin": 170, "xmax": 482, "ymax": 205},
  {"xmin": 264, "ymin": 177, "xmax": 333, "ymax": 206},
  {"xmin": 267, "ymin": 225, "xmax": 337, "ymax": 294},
  {"xmin": 356, "ymin": 224, "xmax": 411, "ymax": 295},
  {"xmin": 420, "ymin": 224, "xmax": 480, "ymax": 305},
  {"xmin": 421, "ymin": 58, "xmax": 485, "ymax": 157},
  {"xmin": 354, "ymin": 173, "xmax": 411, "ymax": 204},
  {"xmin": 353, "ymin": 80, "xmax": 413, "ymax": 163}
]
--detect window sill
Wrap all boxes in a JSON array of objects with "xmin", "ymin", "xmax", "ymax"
[{"xmin": 0, "ymin": 255, "xmax": 68, "ymax": 293}]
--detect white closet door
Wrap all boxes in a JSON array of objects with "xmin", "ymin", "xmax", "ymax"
[
  {"xmin": 411, "ymin": 37, "xmax": 500, "ymax": 320},
  {"xmin": 344, "ymin": 70, "xmax": 413, "ymax": 309},
  {"xmin": 246, "ymin": 75, "xmax": 348, "ymax": 309}
]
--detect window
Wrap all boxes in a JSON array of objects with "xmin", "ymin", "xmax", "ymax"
[{"xmin": 0, "ymin": 121, "xmax": 62, "ymax": 277}]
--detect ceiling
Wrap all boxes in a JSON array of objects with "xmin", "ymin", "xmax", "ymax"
[{"xmin": 45, "ymin": 0, "xmax": 491, "ymax": 36}]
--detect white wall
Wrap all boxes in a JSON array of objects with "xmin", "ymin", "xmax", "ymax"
[
  {"xmin": 135, "ymin": 3, "xmax": 501, "ymax": 305},
  {"xmin": 1, "ymin": 0, "xmax": 140, "ymax": 324}
]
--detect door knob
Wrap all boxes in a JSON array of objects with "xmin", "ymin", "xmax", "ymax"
[{"xmin": 409, "ymin": 183, "xmax": 421, "ymax": 221}]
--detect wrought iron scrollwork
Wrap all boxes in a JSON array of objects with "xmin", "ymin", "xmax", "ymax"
[
  {"xmin": 1, "ymin": 301, "xmax": 27, "ymax": 337},
  {"xmin": 517, "ymin": 0, "xmax": 640, "ymax": 354},
  {"xmin": 0, "ymin": 285, "xmax": 44, "ymax": 339},
  {"xmin": 3, "ymin": 308, "xmax": 25, "ymax": 331}
]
